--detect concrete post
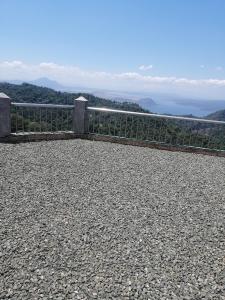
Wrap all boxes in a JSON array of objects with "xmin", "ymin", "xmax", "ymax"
[
  {"xmin": 0, "ymin": 93, "xmax": 11, "ymax": 138},
  {"xmin": 73, "ymin": 96, "xmax": 89, "ymax": 134}
]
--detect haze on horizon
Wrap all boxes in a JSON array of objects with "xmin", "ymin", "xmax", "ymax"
[{"xmin": 1, "ymin": 0, "xmax": 225, "ymax": 107}]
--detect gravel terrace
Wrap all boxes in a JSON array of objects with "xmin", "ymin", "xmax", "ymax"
[{"xmin": 0, "ymin": 139, "xmax": 225, "ymax": 300}]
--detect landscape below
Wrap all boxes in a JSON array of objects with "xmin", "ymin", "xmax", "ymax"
[{"xmin": 1, "ymin": 82, "xmax": 225, "ymax": 152}]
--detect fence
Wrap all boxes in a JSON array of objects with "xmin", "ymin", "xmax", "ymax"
[
  {"xmin": 11, "ymin": 103, "xmax": 74, "ymax": 133},
  {"xmin": 1, "ymin": 93, "xmax": 225, "ymax": 152},
  {"xmin": 88, "ymin": 107, "xmax": 225, "ymax": 151}
]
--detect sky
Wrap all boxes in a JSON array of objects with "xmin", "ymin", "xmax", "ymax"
[{"xmin": 1, "ymin": 0, "xmax": 225, "ymax": 99}]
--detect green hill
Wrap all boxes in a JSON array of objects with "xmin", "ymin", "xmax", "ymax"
[
  {"xmin": 1, "ymin": 82, "xmax": 225, "ymax": 151},
  {"xmin": 206, "ymin": 110, "xmax": 225, "ymax": 121},
  {"xmin": 0, "ymin": 82, "xmax": 146, "ymax": 112}
]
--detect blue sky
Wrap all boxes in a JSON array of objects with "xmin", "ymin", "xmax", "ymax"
[{"xmin": 1, "ymin": 0, "xmax": 225, "ymax": 99}]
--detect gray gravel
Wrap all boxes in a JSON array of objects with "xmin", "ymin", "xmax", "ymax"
[{"xmin": 1, "ymin": 139, "xmax": 225, "ymax": 299}]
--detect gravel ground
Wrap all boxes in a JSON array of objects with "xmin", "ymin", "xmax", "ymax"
[{"xmin": 1, "ymin": 139, "xmax": 225, "ymax": 300}]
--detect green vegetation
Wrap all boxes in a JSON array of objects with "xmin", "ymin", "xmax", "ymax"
[
  {"xmin": 1, "ymin": 82, "xmax": 225, "ymax": 151},
  {"xmin": 0, "ymin": 82, "xmax": 146, "ymax": 112}
]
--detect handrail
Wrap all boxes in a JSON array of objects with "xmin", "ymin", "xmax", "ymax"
[
  {"xmin": 87, "ymin": 106, "xmax": 225, "ymax": 125},
  {"xmin": 11, "ymin": 102, "xmax": 225, "ymax": 125},
  {"xmin": 11, "ymin": 102, "xmax": 73, "ymax": 109}
]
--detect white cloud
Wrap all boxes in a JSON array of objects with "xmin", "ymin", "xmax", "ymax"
[
  {"xmin": 139, "ymin": 64, "xmax": 153, "ymax": 71},
  {"xmin": 2, "ymin": 60, "xmax": 26, "ymax": 68},
  {"xmin": 1, "ymin": 60, "xmax": 225, "ymax": 98}
]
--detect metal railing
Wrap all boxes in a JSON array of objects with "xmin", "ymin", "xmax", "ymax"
[
  {"xmin": 88, "ymin": 107, "xmax": 225, "ymax": 151},
  {"xmin": 11, "ymin": 102, "xmax": 74, "ymax": 133},
  {"xmin": 2, "ymin": 97, "xmax": 225, "ymax": 152}
]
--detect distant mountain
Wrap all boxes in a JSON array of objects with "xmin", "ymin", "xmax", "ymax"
[
  {"xmin": 205, "ymin": 110, "xmax": 225, "ymax": 121},
  {"xmin": 137, "ymin": 98, "xmax": 156, "ymax": 110},
  {"xmin": 94, "ymin": 90, "xmax": 225, "ymax": 116},
  {"xmin": 0, "ymin": 82, "xmax": 147, "ymax": 113},
  {"xmin": 0, "ymin": 78, "xmax": 89, "ymax": 93},
  {"xmin": 2, "ymin": 77, "xmax": 225, "ymax": 116},
  {"xmin": 29, "ymin": 77, "xmax": 66, "ymax": 91}
]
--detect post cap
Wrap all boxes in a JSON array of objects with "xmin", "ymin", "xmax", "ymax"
[
  {"xmin": 0, "ymin": 93, "xmax": 11, "ymax": 99},
  {"xmin": 75, "ymin": 96, "xmax": 88, "ymax": 102}
]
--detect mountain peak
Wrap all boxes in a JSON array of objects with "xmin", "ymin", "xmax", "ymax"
[{"xmin": 30, "ymin": 77, "xmax": 64, "ymax": 90}]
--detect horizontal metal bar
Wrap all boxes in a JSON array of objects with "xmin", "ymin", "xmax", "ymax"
[
  {"xmin": 87, "ymin": 107, "xmax": 225, "ymax": 125},
  {"xmin": 11, "ymin": 102, "xmax": 73, "ymax": 109},
  {"xmin": 11, "ymin": 102, "xmax": 225, "ymax": 125}
]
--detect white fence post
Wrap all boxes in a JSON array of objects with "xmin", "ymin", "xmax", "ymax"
[
  {"xmin": 73, "ymin": 96, "xmax": 89, "ymax": 134},
  {"xmin": 0, "ymin": 93, "xmax": 11, "ymax": 137}
]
